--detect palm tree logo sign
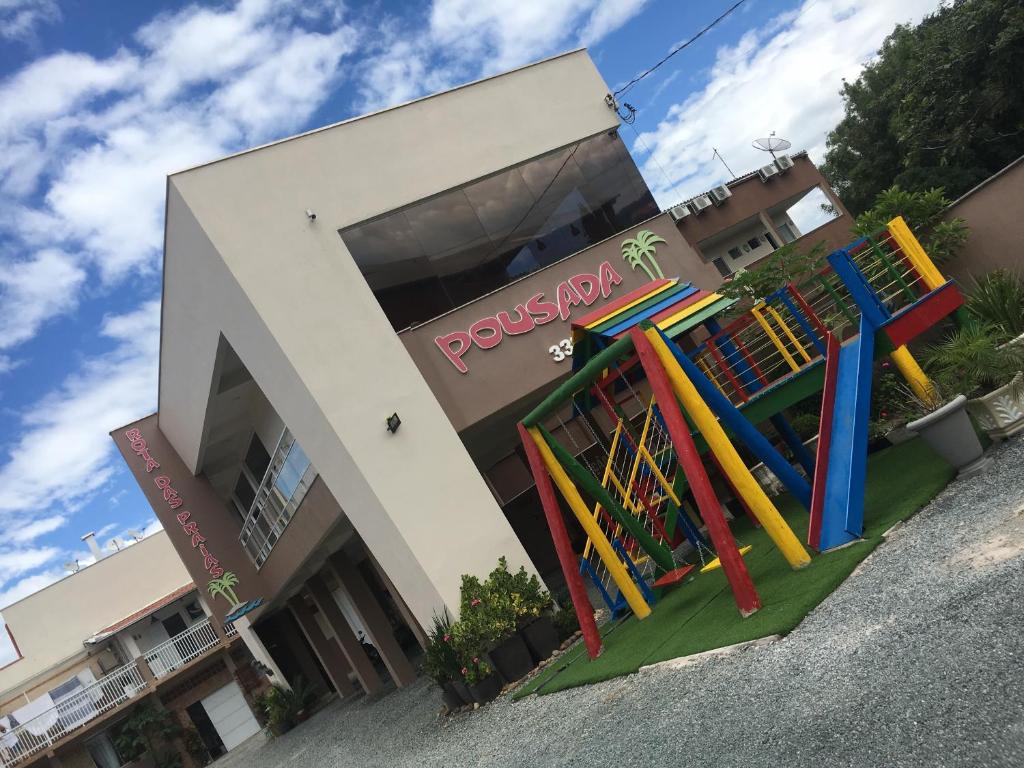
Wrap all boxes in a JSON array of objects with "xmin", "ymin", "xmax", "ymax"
[
  {"xmin": 208, "ymin": 571, "xmax": 242, "ymax": 609},
  {"xmin": 620, "ymin": 230, "xmax": 667, "ymax": 281}
]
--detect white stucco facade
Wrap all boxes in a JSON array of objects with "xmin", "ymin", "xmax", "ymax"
[{"xmin": 158, "ymin": 50, "xmax": 619, "ymax": 625}]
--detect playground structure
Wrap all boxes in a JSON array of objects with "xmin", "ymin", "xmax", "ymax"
[{"xmin": 517, "ymin": 217, "xmax": 964, "ymax": 660}]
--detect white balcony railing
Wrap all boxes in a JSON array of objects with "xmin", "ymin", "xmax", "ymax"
[
  {"xmin": 0, "ymin": 663, "xmax": 146, "ymax": 767},
  {"xmin": 0, "ymin": 619, "xmax": 231, "ymax": 767},
  {"xmin": 238, "ymin": 428, "xmax": 317, "ymax": 568},
  {"xmin": 143, "ymin": 619, "xmax": 221, "ymax": 679}
]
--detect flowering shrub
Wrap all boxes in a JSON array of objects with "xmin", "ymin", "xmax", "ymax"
[{"xmin": 423, "ymin": 612, "xmax": 461, "ymax": 686}]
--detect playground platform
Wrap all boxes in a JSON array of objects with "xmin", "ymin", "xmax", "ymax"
[{"xmin": 513, "ymin": 437, "xmax": 955, "ymax": 698}]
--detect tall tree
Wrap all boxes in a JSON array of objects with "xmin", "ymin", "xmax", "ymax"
[{"xmin": 821, "ymin": 0, "xmax": 1024, "ymax": 215}]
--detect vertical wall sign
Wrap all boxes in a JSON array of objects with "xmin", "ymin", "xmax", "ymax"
[{"xmin": 121, "ymin": 427, "xmax": 263, "ymax": 623}]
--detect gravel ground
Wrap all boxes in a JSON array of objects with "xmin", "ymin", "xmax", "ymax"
[{"xmin": 216, "ymin": 437, "xmax": 1024, "ymax": 768}]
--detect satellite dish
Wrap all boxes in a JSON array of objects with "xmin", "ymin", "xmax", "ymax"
[
  {"xmin": 752, "ymin": 131, "xmax": 792, "ymax": 159},
  {"xmin": 63, "ymin": 560, "xmax": 80, "ymax": 574}
]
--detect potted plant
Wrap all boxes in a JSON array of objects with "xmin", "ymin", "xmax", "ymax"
[
  {"xmin": 423, "ymin": 612, "xmax": 466, "ymax": 711},
  {"xmin": 460, "ymin": 656, "xmax": 501, "ymax": 704},
  {"xmin": 257, "ymin": 685, "xmax": 295, "ymax": 736},
  {"xmin": 507, "ymin": 562, "xmax": 559, "ymax": 663},
  {"xmin": 924, "ymin": 324, "xmax": 1024, "ymax": 442},
  {"xmin": 460, "ymin": 570, "xmax": 533, "ymax": 683},
  {"xmin": 286, "ymin": 677, "xmax": 319, "ymax": 723},
  {"xmin": 903, "ymin": 374, "xmax": 992, "ymax": 478}
]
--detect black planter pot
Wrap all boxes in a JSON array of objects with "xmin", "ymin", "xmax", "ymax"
[
  {"xmin": 468, "ymin": 674, "xmax": 502, "ymax": 704},
  {"xmin": 452, "ymin": 679, "xmax": 472, "ymax": 705},
  {"xmin": 519, "ymin": 615, "xmax": 559, "ymax": 663},
  {"xmin": 441, "ymin": 681, "xmax": 464, "ymax": 710},
  {"xmin": 488, "ymin": 633, "xmax": 534, "ymax": 683}
]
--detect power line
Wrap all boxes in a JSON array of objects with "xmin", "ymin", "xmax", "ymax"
[{"xmin": 613, "ymin": 0, "xmax": 748, "ymax": 98}]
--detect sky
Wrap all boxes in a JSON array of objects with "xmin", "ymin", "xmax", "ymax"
[{"xmin": 0, "ymin": 0, "xmax": 945, "ymax": 617}]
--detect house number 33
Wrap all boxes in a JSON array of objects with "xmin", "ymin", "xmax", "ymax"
[{"xmin": 549, "ymin": 338, "xmax": 574, "ymax": 362}]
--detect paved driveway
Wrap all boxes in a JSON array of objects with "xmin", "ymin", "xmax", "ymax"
[{"xmin": 215, "ymin": 437, "xmax": 1024, "ymax": 767}]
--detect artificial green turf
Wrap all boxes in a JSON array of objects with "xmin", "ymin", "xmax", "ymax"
[{"xmin": 513, "ymin": 437, "xmax": 955, "ymax": 698}]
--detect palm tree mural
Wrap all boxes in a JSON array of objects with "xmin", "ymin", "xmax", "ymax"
[
  {"xmin": 207, "ymin": 572, "xmax": 241, "ymax": 608},
  {"xmin": 620, "ymin": 230, "xmax": 667, "ymax": 280}
]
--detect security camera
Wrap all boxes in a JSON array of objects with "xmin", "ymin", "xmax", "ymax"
[{"xmin": 305, "ymin": 209, "xmax": 317, "ymax": 221}]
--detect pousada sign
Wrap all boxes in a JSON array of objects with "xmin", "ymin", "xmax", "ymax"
[{"xmin": 434, "ymin": 261, "xmax": 623, "ymax": 373}]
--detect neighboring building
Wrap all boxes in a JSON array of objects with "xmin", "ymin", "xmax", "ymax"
[
  {"xmin": 0, "ymin": 531, "xmax": 268, "ymax": 768},
  {"xmin": 667, "ymin": 151, "xmax": 853, "ymax": 279},
  {"xmin": 111, "ymin": 49, "xmax": 855, "ymax": 708}
]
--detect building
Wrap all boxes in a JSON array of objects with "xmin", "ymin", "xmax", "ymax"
[
  {"xmin": 0, "ymin": 531, "xmax": 268, "ymax": 768},
  {"xmin": 667, "ymin": 151, "xmax": 852, "ymax": 279},
  {"xmin": 113, "ymin": 49, "xmax": 855, "ymax": 704}
]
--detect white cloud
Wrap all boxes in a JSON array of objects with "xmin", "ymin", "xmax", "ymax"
[
  {"xmin": 0, "ymin": 300, "xmax": 161, "ymax": 519},
  {"xmin": 8, "ymin": 515, "xmax": 66, "ymax": 543},
  {"xmin": 633, "ymin": 0, "xmax": 944, "ymax": 205},
  {"xmin": 0, "ymin": 250, "xmax": 85, "ymax": 350},
  {"xmin": 0, "ymin": 547, "xmax": 59, "ymax": 583},
  {"xmin": 0, "ymin": 0, "xmax": 59, "ymax": 41},
  {"xmin": 358, "ymin": 0, "xmax": 645, "ymax": 111}
]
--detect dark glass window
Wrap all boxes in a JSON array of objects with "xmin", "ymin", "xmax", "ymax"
[
  {"xmin": 244, "ymin": 435, "xmax": 270, "ymax": 481},
  {"xmin": 727, "ymin": 246, "xmax": 742, "ymax": 259},
  {"xmin": 712, "ymin": 258, "xmax": 732, "ymax": 277},
  {"xmin": 747, "ymin": 236, "xmax": 761, "ymax": 249},
  {"xmin": 340, "ymin": 131, "xmax": 659, "ymax": 330},
  {"xmin": 764, "ymin": 232, "xmax": 779, "ymax": 249}
]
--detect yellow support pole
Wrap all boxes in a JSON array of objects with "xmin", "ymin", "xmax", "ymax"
[
  {"xmin": 887, "ymin": 216, "xmax": 945, "ymax": 291},
  {"xmin": 528, "ymin": 427, "xmax": 652, "ymax": 619},
  {"xmin": 767, "ymin": 305, "xmax": 811, "ymax": 364},
  {"xmin": 584, "ymin": 421, "xmax": 624, "ymax": 560},
  {"xmin": 696, "ymin": 356, "xmax": 729, "ymax": 397},
  {"xmin": 890, "ymin": 345, "xmax": 937, "ymax": 405},
  {"xmin": 644, "ymin": 328, "xmax": 811, "ymax": 569},
  {"xmin": 752, "ymin": 304, "xmax": 800, "ymax": 373}
]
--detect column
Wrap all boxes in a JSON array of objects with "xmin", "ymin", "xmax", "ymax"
[
  {"xmin": 232, "ymin": 615, "xmax": 291, "ymax": 691},
  {"xmin": 758, "ymin": 210, "xmax": 785, "ymax": 249},
  {"xmin": 305, "ymin": 574, "xmax": 382, "ymax": 696},
  {"xmin": 288, "ymin": 594, "xmax": 356, "ymax": 697},
  {"xmin": 367, "ymin": 553, "xmax": 428, "ymax": 650},
  {"xmin": 328, "ymin": 554, "xmax": 417, "ymax": 688}
]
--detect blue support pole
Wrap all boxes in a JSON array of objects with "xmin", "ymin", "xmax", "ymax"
[
  {"xmin": 704, "ymin": 318, "xmax": 763, "ymax": 394},
  {"xmin": 656, "ymin": 328, "xmax": 813, "ymax": 510},
  {"xmin": 777, "ymin": 292, "xmax": 827, "ymax": 356},
  {"xmin": 827, "ymin": 249, "xmax": 890, "ymax": 326},
  {"xmin": 770, "ymin": 413, "xmax": 816, "ymax": 477}
]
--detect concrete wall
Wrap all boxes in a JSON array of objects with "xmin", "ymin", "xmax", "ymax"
[
  {"xmin": 158, "ymin": 50, "xmax": 617, "ymax": 624},
  {"xmin": 0, "ymin": 532, "xmax": 192, "ymax": 700},
  {"xmin": 942, "ymin": 155, "xmax": 1024, "ymax": 285},
  {"xmin": 399, "ymin": 213, "xmax": 707, "ymax": 434}
]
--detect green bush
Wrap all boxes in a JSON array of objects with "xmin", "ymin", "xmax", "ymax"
[
  {"xmin": 966, "ymin": 270, "xmax": 1024, "ymax": 338},
  {"xmin": 854, "ymin": 186, "xmax": 967, "ymax": 265},
  {"xmin": 422, "ymin": 611, "xmax": 461, "ymax": 686},
  {"xmin": 112, "ymin": 703, "xmax": 182, "ymax": 768},
  {"xmin": 923, "ymin": 323, "xmax": 1024, "ymax": 397}
]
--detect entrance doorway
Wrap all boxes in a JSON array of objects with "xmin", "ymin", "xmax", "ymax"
[{"xmin": 186, "ymin": 700, "xmax": 226, "ymax": 760}]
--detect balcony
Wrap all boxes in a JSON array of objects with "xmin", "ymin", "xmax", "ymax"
[
  {"xmin": 238, "ymin": 428, "xmax": 317, "ymax": 567},
  {"xmin": 0, "ymin": 619, "xmax": 236, "ymax": 767}
]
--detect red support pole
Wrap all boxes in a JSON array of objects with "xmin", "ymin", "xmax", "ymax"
[
  {"xmin": 629, "ymin": 328, "xmax": 761, "ymax": 616},
  {"xmin": 787, "ymin": 282, "xmax": 829, "ymax": 341},
  {"xmin": 807, "ymin": 334, "xmax": 840, "ymax": 549},
  {"xmin": 517, "ymin": 423, "xmax": 602, "ymax": 659},
  {"xmin": 733, "ymin": 333, "xmax": 770, "ymax": 386},
  {"xmin": 706, "ymin": 341, "xmax": 749, "ymax": 403}
]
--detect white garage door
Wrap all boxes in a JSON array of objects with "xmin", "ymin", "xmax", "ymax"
[{"xmin": 201, "ymin": 681, "xmax": 261, "ymax": 751}]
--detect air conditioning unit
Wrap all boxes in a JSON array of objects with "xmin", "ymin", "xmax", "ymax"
[
  {"xmin": 690, "ymin": 195, "xmax": 713, "ymax": 213},
  {"xmin": 668, "ymin": 203, "xmax": 691, "ymax": 221},
  {"xmin": 758, "ymin": 163, "xmax": 780, "ymax": 181},
  {"xmin": 709, "ymin": 185, "xmax": 732, "ymax": 204},
  {"xmin": 775, "ymin": 154, "xmax": 794, "ymax": 171}
]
